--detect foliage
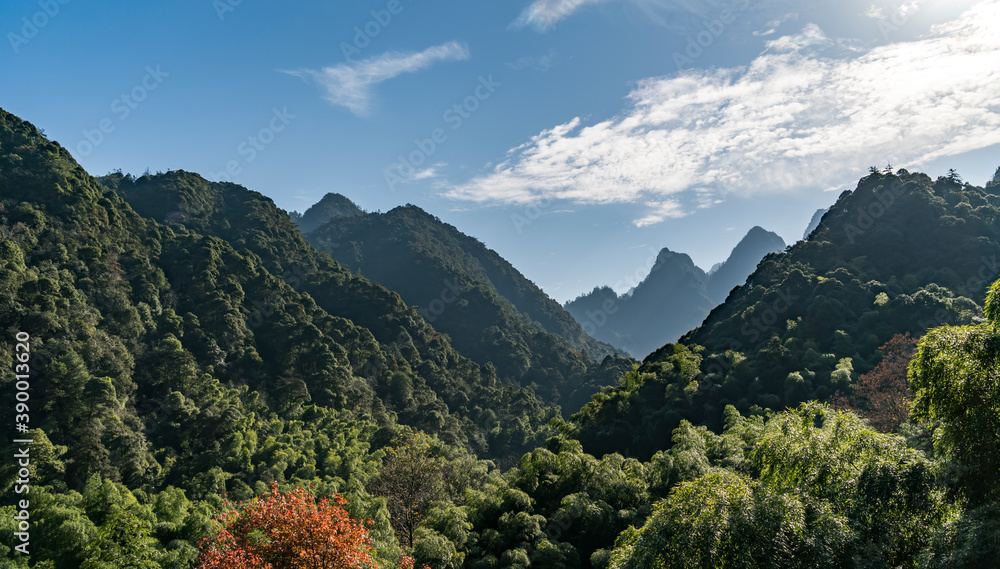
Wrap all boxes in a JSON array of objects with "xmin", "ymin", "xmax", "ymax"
[
  {"xmin": 609, "ymin": 471, "xmax": 851, "ymax": 569},
  {"xmin": 198, "ymin": 485, "xmax": 377, "ymax": 569},
  {"xmin": 2, "ymin": 107, "xmax": 999, "ymax": 568},
  {"xmin": 919, "ymin": 503, "xmax": 1000, "ymax": 569},
  {"xmin": 576, "ymin": 170, "xmax": 998, "ymax": 459},
  {"xmin": 831, "ymin": 333, "xmax": 917, "ymax": 431},
  {"xmin": 304, "ymin": 199, "xmax": 633, "ymax": 408},
  {"xmin": 607, "ymin": 403, "xmax": 953, "ymax": 569},
  {"xmin": 909, "ymin": 278, "xmax": 1000, "ymax": 504},
  {"xmin": 368, "ymin": 433, "xmax": 449, "ymax": 548}
]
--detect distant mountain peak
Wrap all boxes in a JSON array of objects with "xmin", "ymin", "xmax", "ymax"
[
  {"xmin": 707, "ymin": 227, "xmax": 786, "ymax": 304},
  {"xmin": 653, "ymin": 247, "xmax": 698, "ymax": 269},
  {"xmin": 293, "ymin": 192, "xmax": 365, "ymax": 233},
  {"xmin": 803, "ymin": 208, "xmax": 829, "ymax": 240},
  {"xmin": 318, "ymin": 192, "xmax": 363, "ymax": 211},
  {"xmin": 736, "ymin": 226, "xmax": 784, "ymax": 249}
]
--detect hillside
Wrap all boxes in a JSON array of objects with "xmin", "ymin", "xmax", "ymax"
[
  {"xmin": 2, "ymin": 108, "xmax": 999, "ymax": 569},
  {"xmin": 303, "ymin": 198, "xmax": 630, "ymax": 410},
  {"xmin": 565, "ymin": 227, "xmax": 785, "ymax": 357},
  {"xmin": 574, "ymin": 169, "xmax": 999, "ymax": 459},
  {"xmin": 803, "ymin": 207, "xmax": 829, "ymax": 239},
  {"xmin": 289, "ymin": 192, "xmax": 365, "ymax": 233},
  {"xmin": 705, "ymin": 226, "xmax": 786, "ymax": 303},
  {"xmin": 0, "ymin": 105, "xmax": 595, "ymax": 504}
]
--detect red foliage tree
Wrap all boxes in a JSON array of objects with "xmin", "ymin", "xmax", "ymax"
[
  {"xmin": 831, "ymin": 333, "xmax": 917, "ymax": 432},
  {"xmin": 198, "ymin": 485, "xmax": 380, "ymax": 569}
]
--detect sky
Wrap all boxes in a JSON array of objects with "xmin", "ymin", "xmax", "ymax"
[{"xmin": 3, "ymin": 0, "xmax": 999, "ymax": 303}]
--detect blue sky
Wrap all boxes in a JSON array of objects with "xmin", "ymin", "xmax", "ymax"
[{"xmin": 3, "ymin": 0, "xmax": 999, "ymax": 303}]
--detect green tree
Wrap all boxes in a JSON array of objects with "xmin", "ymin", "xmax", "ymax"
[
  {"xmin": 369, "ymin": 433, "xmax": 446, "ymax": 548},
  {"xmin": 609, "ymin": 471, "xmax": 851, "ymax": 569},
  {"xmin": 909, "ymin": 278, "xmax": 1000, "ymax": 503},
  {"xmin": 81, "ymin": 510, "xmax": 159, "ymax": 569},
  {"xmin": 746, "ymin": 403, "xmax": 951, "ymax": 566}
]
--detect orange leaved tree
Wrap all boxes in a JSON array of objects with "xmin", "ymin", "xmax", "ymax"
[
  {"xmin": 831, "ymin": 333, "xmax": 917, "ymax": 432},
  {"xmin": 198, "ymin": 485, "xmax": 380, "ymax": 569}
]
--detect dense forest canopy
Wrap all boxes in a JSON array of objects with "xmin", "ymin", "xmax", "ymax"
[
  {"xmin": 302, "ymin": 197, "xmax": 631, "ymax": 413},
  {"xmin": 1, "ymin": 108, "xmax": 999, "ymax": 568},
  {"xmin": 573, "ymin": 168, "xmax": 1000, "ymax": 460}
]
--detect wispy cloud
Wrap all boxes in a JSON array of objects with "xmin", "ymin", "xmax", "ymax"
[
  {"xmin": 754, "ymin": 12, "xmax": 798, "ymax": 36},
  {"xmin": 866, "ymin": 5, "xmax": 886, "ymax": 19},
  {"xmin": 411, "ymin": 164, "xmax": 445, "ymax": 181},
  {"xmin": 865, "ymin": 1, "xmax": 921, "ymax": 20},
  {"xmin": 510, "ymin": 0, "xmax": 614, "ymax": 32},
  {"xmin": 507, "ymin": 50, "xmax": 562, "ymax": 71},
  {"xmin": 281, "ymin": 42, "xmax": 470, "ymax": 116},
  {"xmin": 635, "ymin": 200, "xmax": 685, "ymax": 226},
  {"xmin": 449, "ymin": 2, "xmax": 1000, "ymax": 227}
]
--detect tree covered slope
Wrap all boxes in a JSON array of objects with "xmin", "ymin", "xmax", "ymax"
[
  {"xmin": 574, "ymin": 169, "xmax": 999, "ymax": 459},
  {"xmin": 0, "ymin": 105, "xmax": 592, "ymax": 509},
  {"xmin": 304, "ymin": 198, "xmax": 631, "ymax": 411}
]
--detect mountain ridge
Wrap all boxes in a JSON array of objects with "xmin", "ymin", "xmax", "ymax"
[
  {"xmin": 301, "ymin": 197, "xmax": 632, "ymax": 411},
  {"xmin": 565, "ymin": 227, "xmax": 786, "ymax": 357},
  {"xmin": 574, "ymin": 168, "xmax": 1000, "ymax": 459}
]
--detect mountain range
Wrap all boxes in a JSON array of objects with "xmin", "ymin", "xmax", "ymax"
[
  {"xmin": 298, "ymin": 195, "xmax": 630, "ymax": 413},
  {"xmin": 3, "ymin": 106, "xmax": 1000, "ymax": 568},
  {"xmin": 565, "ymin": 226, "xmax": 786, "ymax": 357},
  {"xmin": 574, "ymin": 168, "xmax": 1000, "ymax": 459}
]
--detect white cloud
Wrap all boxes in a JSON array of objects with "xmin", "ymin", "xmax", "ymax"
[
  {"xmin": 754, "ymin": 12, "xmax": 798, "ymax": 36},
  {"xmin": 411, "ymin": 165, "xmax": 444, "ymax": 181},
  {"xmin": 635, "ymin": 200, "xmax": 686, "ymax": 226},
  {"xmin": 448, "ymin": 1, "xmax": 1000, "ymax": 226},
  {"xmin": 866, "ymin": 1, "xmax": 921, "ymax": 20},
  {"xmin": 866, "ymin": 5, "xmax": 886, "ymax": 19},
  {"xmin": 508, "ymin": 50, "xmax": 561, "ymax": 71},
  {"xmin": 281, "ymin": 42, "xmax": 470, "ymax": 116},
  {"xmin": 510, "ymin": 0, "xmax": 614, "ymax": 32}
]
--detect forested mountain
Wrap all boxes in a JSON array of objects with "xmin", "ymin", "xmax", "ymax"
[
  {"xmin": 3, "ymin": 106, "xmax": 1000, "ymax": 569},
  {"xmin": 706, "ymin": 226, "xmax": 786, "ymax": 303},
  {"xmin": 289, "ymin": 192, "xmax": 365, "ymax": 233},
  {"xmin": 804, "ymin": 207, "xmax": 829, "ymax": 239},
  {"xmin": 565, "ymin": 227, "xmax": 785, "ymax": 357},
  {"xmin": 574, "ymin": 168, "xmax": 999, "ymax": 459},
  {"xmin": 565, "ymin": 249, "xmax": 713, "ymax": 358},
  {"xmin": 0, "ymin": 106, "xmax": 636, "ymax": 566},
  {"xmin": 304, "ymin": 197, "xmax": 630, "ymax": 412}
]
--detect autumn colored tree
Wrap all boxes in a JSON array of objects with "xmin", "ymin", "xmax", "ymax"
[
  {"xmin": 831, "ymin": 333, "xmax": 917, "ymax": 432},
  {"xmin": 198, "ymin": 485, "xmax": 377, "ymax": 569}
]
